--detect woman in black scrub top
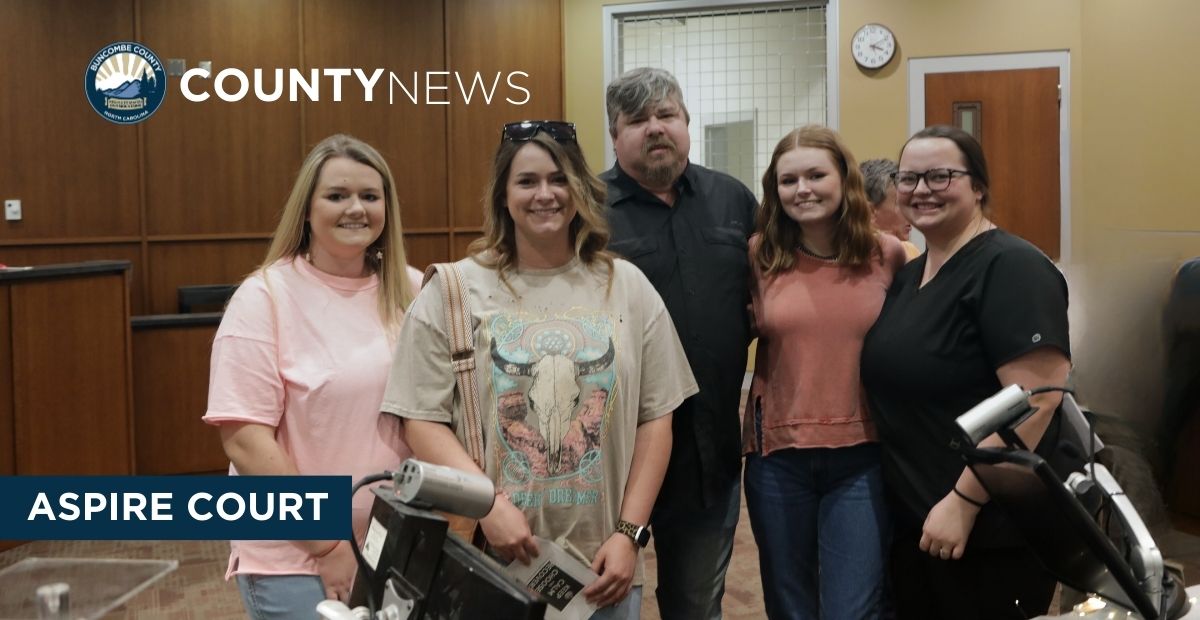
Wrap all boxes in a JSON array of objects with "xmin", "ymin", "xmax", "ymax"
[{"xmin": 860, "ymin": 125, "xmax": 1071, "ymax": 619}]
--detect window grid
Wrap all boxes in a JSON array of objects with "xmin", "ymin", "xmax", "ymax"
[{"xmin": 614, "ymin": 3, "xmax": 827, "ymax": 198}]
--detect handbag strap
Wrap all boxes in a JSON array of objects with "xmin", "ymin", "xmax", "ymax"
[{"xmin": 423, "ymin": 263, "xmax": 486, "ymax": 469}]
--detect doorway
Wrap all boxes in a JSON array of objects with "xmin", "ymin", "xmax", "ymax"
[{"xmin": 907, "ymin": 51, "xmax": 1071, "ymax": 261}]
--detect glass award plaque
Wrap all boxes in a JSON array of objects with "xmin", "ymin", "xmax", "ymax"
[{"xmin": 0, "ymin": 558, "xmax": 177, "ymax": 619}]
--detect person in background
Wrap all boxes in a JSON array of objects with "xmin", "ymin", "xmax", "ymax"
[
  {"xmin": 602, "ymin": 67, "xmax": 757, "ymax": 620},
  {"xmin": 861, "ymin": 158, "xmax": 921, "ymax": 261},
  {"xmin": 1156, "ymin": 257, "xmax": 1200, "ymax": 484},
  {"xmin": 383, "ymin": 121, "xmax": 695, "ymax": 619},
  {"xmin": 743, "ymin": 126, "xmax": 905, "ymax": 619},
  {"xmin": 204, "ymin": 134, "xmax": 423, "ymax": 619},
  {"xmin": 861, "ymin": 125, "xmax": 1072, "ymax": 619}
]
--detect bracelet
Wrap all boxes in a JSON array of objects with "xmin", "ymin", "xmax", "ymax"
[
  {"xmin": 952, "ymin": 487, "xmax": 986, "ymax": 508},
  {"xmin": 313, "ymin": 540, "xmax": 341, "ymax": 558}
]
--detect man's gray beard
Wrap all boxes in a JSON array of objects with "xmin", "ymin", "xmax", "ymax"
[{"xmin": 635, "ymin": 157, "xmax": 685, "ymax": 189}]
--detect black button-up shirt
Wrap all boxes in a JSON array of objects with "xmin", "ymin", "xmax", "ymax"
[{"xmin": 602, "ymin": 162, "xmax": 756, "ymax": 512}]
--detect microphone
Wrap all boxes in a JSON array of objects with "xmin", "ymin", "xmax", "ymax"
[{"xmin": 391, "ymin": 458, "xmax": 495, "ymax": 519}]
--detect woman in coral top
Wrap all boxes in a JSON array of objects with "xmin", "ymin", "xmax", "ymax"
[{"xmin": 743, "ymin": 125, "xmax": 906, "ymax": 619}]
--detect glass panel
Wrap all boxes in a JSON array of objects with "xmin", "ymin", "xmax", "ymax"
[
  {"xmin": 0, "ymin": 558, "xmax": 177, "ymax": 619},
  {"xmin": 615, "ymin": 2, "xmax": 828, "ymax": 199},
  {"xmin": 953, "ymin": 101, "xmax": 983, "ymax": 143},
  {"xmin": 705, "ymin": 119, "xmax": 757, "ymax": 191},
  {"xmin": 959, "ymin": 109, "xmax": 974, "ymax": 135}
]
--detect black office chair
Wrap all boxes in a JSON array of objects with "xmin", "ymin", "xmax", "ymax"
[{"xmin": 177, "ymin": 284, "xmax": 237, "ymax": 314}]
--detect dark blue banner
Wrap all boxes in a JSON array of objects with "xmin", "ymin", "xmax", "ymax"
[{"xmin": 0, "ymin": 476, "xmax": 351, "ymax": 540}]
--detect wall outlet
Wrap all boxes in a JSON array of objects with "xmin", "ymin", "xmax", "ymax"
[{"xmin": 4, "ymin": 199, "xmax": 20, "ymax": 221}]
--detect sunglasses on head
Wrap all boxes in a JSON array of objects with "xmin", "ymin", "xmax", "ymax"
[{"xmin": 501, "ymin": 120, "xmax": 577, "ymax": 144}]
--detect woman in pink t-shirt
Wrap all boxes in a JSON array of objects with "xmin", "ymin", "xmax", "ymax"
[
  {"xmin": 204, "ymin": 134, "xmax": 421, "ymax": 619},
  {"xmin": 743, "ymin": 125, "xmax": 906, "ymax": 619}
]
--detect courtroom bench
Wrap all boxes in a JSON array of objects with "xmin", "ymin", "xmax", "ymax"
[{"xmin": 130, "ymin": 313, "xmax": 227, "ymax": 475}]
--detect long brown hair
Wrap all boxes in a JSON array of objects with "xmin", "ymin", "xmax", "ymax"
[
  {"xmin": 753, "ymin": 125, "xmax": 879, "ymax": 276},
  {"xmin": 470, "ymin": 131, "xmax": 614, "ymax": 285},
  {"xmin": 259, "ymin": 134, "xmax": 415, "ymax": 331}
]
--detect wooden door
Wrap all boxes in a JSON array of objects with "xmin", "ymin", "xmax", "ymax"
[{"xmin": 925, "ymin": 68, "xmax": 1061, "ymax": 259}]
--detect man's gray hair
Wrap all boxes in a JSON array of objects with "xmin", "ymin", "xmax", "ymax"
[
  {"xmin": 606, "ymin": 67, "xmax": 689, "ymax": 136},
  {"xmin": 860, "ymin": 158, "xmax": 898, "ymax": 205}
]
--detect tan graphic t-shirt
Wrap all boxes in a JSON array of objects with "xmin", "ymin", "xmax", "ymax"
[{"xmin": 381, "ymin": 256, "xmax": 697, "ymax": 584}]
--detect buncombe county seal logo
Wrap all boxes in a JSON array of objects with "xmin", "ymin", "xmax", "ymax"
[{"xmin": 84, "ymin": 42, "xmax": 166, "ymax": 124}]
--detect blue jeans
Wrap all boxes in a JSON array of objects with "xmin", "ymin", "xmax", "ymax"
[
  {"xmin": 651, "ymin": 479, "xmax": 741, "ymax": 620},
  {"xmin": 744, "ymin": 443, "xmax": 889, "ymax": 620},
  {"xmin": 590, "ymin": 585, "xmax": 643, "ymax": 620},
  {"xmin": 236, "ymin": 574, "xmax": 326, "ymax": 620}
]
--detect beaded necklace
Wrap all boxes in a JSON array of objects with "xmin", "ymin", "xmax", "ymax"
[{"xmin": 797, "ymin": 243, "xmax": 836, "ymax": 261}]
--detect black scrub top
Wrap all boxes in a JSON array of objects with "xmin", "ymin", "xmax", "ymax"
[{"xmin": 861, "ymin": 229, "xmax": 1070, "ymax": 547}]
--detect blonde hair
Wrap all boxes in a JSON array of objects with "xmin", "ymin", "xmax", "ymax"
[
  {"xmin": 259, "ymin": 134, "xmax": 415, "ymax": 330},
  {"xmin": 754, "ymin": 125, "xmax": 880, "ymax": 276},
  {"xmin": 469, "ymin": 132, "xmax": 614, "ymax": 289}
]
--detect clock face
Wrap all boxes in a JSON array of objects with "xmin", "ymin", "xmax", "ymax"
[{"xmin": 852, "ymin": 23, "xmax": 896, "ymax": 70}]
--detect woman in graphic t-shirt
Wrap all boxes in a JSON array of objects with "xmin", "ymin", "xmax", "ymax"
[{"xmin": 381, "ymin": 121, "xmax": 696, "ymax": 620}]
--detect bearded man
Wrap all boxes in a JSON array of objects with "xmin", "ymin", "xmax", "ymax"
[{"xmin": 602, "ymin": 67, "xmax": 757, "ymax": 620}]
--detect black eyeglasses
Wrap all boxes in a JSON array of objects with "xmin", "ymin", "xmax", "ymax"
[
  {"xmin": 892, "ymin": 168, "xmax": 970, "ymax": 192},
  {"xmin": 501, "ymin": 120, "xmax": 577, "ymax": 144}
]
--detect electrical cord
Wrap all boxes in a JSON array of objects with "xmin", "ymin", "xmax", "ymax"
[
  {"xmin": 1005, "ymin": 385, "xmax": 1078, "ymax": 451},
  {"xmin": 348, "ymin": 471, "xmax": 394, "ymax": 619},
  {"xmin": 1027, "ymin": 385, "xmax": 1094, "ymax": 479}
]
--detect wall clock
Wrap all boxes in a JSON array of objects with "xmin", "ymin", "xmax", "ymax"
[{"xmin": 851, "ymin": 23, "xmax": 896, "ymax": 70}]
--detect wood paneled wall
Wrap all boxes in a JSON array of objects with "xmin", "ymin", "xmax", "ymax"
[
  {"xmin": 0, "ymin": 286, "xmax": 11, "ymax": 476},
  {"xmin": 142, "ymin": 0, "xmax": 303, "ymax": 240},
  {"xmin": 0, "ymin": 0, "xmax": 563, "ymax": 315},
  {"xmin": 446, "ymin": 0, "xmax": 565, "ymax": 230}
]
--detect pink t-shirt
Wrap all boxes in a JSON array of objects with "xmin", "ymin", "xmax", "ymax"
[
  {"xmin": 203, "ymin": 257, "xmax": 421, "ymax": 577},
  {"xmin": 743, "ymin": 234, "xmax": 906, "ymax": 456}
]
